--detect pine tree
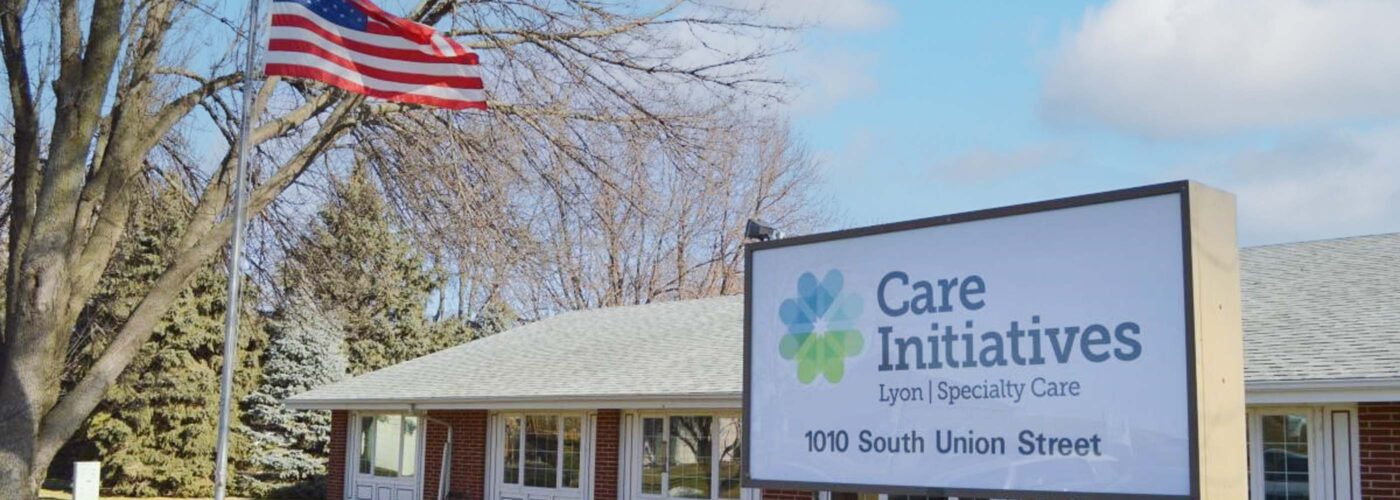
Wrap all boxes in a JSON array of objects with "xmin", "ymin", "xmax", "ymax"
[
  {"xmin": 242, "ymin": 291, "xmax": 348, "ymax": 496},
  {"xmin": 70, "ymin": 183, "xmax": 266, "ymax": 496},
  {"xmin": 287, "ymin": 168, "xmax": 470, "ymax": 374}
]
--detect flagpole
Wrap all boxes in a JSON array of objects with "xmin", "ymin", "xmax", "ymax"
[{"xmin": 213, "ymin": 0, "xmax": 264, "ymax": 498}]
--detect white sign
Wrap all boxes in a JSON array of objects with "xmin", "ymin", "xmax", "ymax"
[
  {"xmin": 73, "ymin": 461, "xmax": 100, "ymax": 500},
  {"xmin": 744, "ymin": 189, "xmax": 1194, "ymax": 497}
]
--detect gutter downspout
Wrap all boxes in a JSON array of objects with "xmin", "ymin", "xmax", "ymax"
[{"xmin": 426, "ymin": 416, "xmax": 453, "ymax": 500}]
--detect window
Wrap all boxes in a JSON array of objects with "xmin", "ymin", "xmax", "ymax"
[
  {"xmin": 563, "ymin": 417, "xmax": 583, "ymax": 488},
  {"xmin": 717, "ymin": 418, "xmax": 742, "ymax": 499},
  {"xmin": 504, "ymin": 417, "xmax": 521, "ymax": 484},
  {"xmin": 357, "ymin": 414, "xmax": 420, "ymax": 478},
  {"xmin": 526, "ymin": 416, "xmax": 560, "ymax": 488},
  {"xmin": 500, "ymin": 414, "xmax": 582, "ymax": 490},
  {"xmin": 1261, "ymin": 414, "xmax": 1309, "ymax": 500},
  {"xmin": 637, "ymin": 414, "xmax": 742, "ymax": 500},
  {"xmin": 669, "ymin": 416, "xmax": 713, "ymax": 499},
  {"xmin": 642, "ymin": 417, "xmax": 666, "ymax": 495}
]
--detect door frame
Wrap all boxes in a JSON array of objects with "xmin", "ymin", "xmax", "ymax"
[
  {"xmin": 1246, "ymin": 404, "xmax": 1360, "ymax": 500},
  {"xmin": 347, "ymin": 411, "xmax": 427, "ymax": 500}
]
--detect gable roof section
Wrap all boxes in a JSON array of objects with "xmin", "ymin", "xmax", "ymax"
[
  {"xmin": 288, "ymin": 232, "xmax": 1400, "ymax": 409},
  {"xmin": 1241, "ymin": 232, "xmax": 1400, "ymax": 384}
]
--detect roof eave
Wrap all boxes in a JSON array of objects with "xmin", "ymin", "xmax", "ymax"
[
  {"xmin": 1246, "ymin": 377, "xmax": 1400, "ymax": 404},
  {"xmin": 282, "ymin": 391, "xmax": 743, "ymax": 411}
]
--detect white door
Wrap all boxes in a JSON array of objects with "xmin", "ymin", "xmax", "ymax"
[
  {"xmin": 493, "ymin": 413, "xmax": 591, "ymax": 500},
  {"xmin": 351, "ymin": 414, "xmax": 423, "ymax": 500},
  {"xmin": 1247, "ymin": 406, "xmax": 1360, "ymax": 500}
]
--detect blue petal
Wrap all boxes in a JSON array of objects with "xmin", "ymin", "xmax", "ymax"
[
  {"xmin": 826, "ymin": 294, "xmax": 863, "ymax": 330},
  {"xmin": 821, "ymin": 269, "xmax": 844, "ymax": 297},
  {"xmin": 802, "ymin": 275, "xmax": 836, "ymax": 319},
  {"xmin": 796, "ymin": 272, "xmax": 819, "ymax": 303},
  {"xmin": 779, "ymin": 298, "xmax": 814, "ymax": 334}
]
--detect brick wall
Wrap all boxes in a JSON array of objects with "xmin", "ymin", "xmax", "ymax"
[
  {"xmin": 422, "ymin": 410, "xmax": 490, "ymax": 500},
  {"xmin": 326, "ymin": 410, "xmax": 488, "ymax": 500},
  {"xmin": 594, "ymin": 410, "xmax": 622, "ymax": 500},
  {"xmin": 328, "ymin": 410, "xmax": 349, "ymax": 500},
  {"xmin": 1362, "ymin": 403, "xmax": 1400, "ymax": 499}
]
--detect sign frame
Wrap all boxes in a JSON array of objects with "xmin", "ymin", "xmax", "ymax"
[{"xmin": 741, "ymin": 181, "xmax": 1230, "ymax": 500}]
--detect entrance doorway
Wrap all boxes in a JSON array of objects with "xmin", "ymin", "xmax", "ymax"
[{"xmin": 350, "ymin": 414, "xmax": 423, "ymax": 500}]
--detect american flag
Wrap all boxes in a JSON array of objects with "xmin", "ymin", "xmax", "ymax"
[{"xmin": 266, "ymin": 0, "xmax": 486, "ymax": 110}]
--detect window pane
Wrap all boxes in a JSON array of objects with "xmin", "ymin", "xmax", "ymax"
[
  {"xmin": 373, "ymin": 415, "xmax": 403, "ymax": 477},
  {"xmin": 717, "ymin": 418, "xmax": 741, "ymax": 499},
  {"xmin": 359, "ymin": 416, "xmax": 375, "ymax": 474},
  {"xmin": 563, "ymin": 417, "xmax": 582, "ymax": 488},
  {"xmin": 668, "ymin": 416, "xmax": 713, "ymax": 499},
  {"xmin": 525, "ymin": 415, "xmax": 559, "ymax": 488},
  {"xmin": 1262, "ymin": 414, "xmax": 1309, "ymax": 500},
  {"xmin": 504, "ymin": 416, "xmax": 521, "ymax": 485},
  {"xmin": 641, "ymin": 418, "xmax": 665, "ymax": 495},
  {"xmin": 402, "ymin": 416, "xmax": 419, "ymax": 477}
]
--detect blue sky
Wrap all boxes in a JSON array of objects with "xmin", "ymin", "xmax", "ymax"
[{"xmin": 771, "ymin": 0, "xmax": 1400, "ymax": 246}]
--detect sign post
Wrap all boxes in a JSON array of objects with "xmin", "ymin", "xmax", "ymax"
[{"xmin": 743, "ymin": 181, "xmax": 1244, "ymax": 499}]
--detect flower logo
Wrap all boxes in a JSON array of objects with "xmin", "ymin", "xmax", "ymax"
[{"xmin": 777, "ymin": 270, "xmax": 864, "ymax": 383}]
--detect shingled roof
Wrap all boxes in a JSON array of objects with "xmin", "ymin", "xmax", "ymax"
[
  {"xmin": 286, "ymin": 295, "xmax": 744, "ymax": 408},
  {"xmin": 1241, "ymin": 232, "xmax": 1400, "ymax": 383},
  {"xmin": 287, "ymin": 233, "xmax": 1400, "ymax": 409}
]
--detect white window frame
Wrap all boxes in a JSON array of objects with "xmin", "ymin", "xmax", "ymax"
[
  {"xmin": 487, "ymin": 410, "xmax": 594, "ymax": 500},
  {"xmin": 624, "ymin": 411, "xmax": 748, "ymax": 500},
  {"xmin": 1247, "ymin": 405, "xmax": 1360, "ymax": 500},
  {"xmin": 346, "ymin": 411, "xmax": 426, "ymax": 500}
]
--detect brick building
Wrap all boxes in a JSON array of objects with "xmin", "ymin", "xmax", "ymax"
[{"xmin": 286, "ymin": 233, "xmax": 1400, "ymax": 500}]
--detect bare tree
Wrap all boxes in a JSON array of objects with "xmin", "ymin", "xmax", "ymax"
[
  {"xmin": 362, "ymin": 111, "xmax": 827, "ymax": 319},
  {"xmin": 0, "ymin": 0, "xmax": 792, "ymax": 496}
]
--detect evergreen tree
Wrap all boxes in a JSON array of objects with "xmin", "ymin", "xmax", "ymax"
[
  {"xmin": 70, "ymin": 183, "xmax": 266, "ymax": 496},
  {"xmin": 288, "ymin": 168, "xmax": 470, "ymax": 374},
  {"xmin": 243, "ymin": 291, "xmax": 348, "ymax": 496}
]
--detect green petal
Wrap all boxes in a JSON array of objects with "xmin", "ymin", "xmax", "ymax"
[
  {"xmin": 797, "ymin": 359, "xmax": 818, "ymax": 383},
  {"xmin": 830, "ymin": 329, "xmax": 863, "ymax": 357},
  {"xmin": 815, "ymin": 333, "xmax": 832, "ymax": 363},
  {"xmin": 795, "ymin": 333, "xmax": 817, "ymax": 361},
  {"xmin": 822, "ymin": 357, "xmax": 845, "ymax": 383},
  {"xmin": 779, "ymin": 333, "xmax": 805, "ymax": 359}
]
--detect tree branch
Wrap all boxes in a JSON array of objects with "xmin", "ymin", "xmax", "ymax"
[{"xmin": 450, "ymin": 0, "xmax": 683, "ymax": 49}]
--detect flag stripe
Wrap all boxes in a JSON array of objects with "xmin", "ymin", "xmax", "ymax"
[
  {"xmin": 265, "ymin": 51, "xmax": 485, "ymax": 101},
  {"xmin": 267, "ymin": 64, "xmax": 486, "ymax": 109},
  {"xmin": 270, "ymin": 17, "xmax": 477, "ymax": 65},
  {"xmin": 267, "ymin": 39, "xmax": 482, "ymax": 86}
]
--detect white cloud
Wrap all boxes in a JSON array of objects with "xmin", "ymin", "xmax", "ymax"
[
  {"xmin": 1043, "ymin": 0, "xmax": 1400, "ymax": 137},
  {"xmin": 1173, "ymin": 127, "xmax": 1400, "ymax": 244}
]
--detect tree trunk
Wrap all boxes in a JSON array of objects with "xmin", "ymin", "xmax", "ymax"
[{"xmin": 0, "ymin": 375, "xmax": 41, "ymax": 499}]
